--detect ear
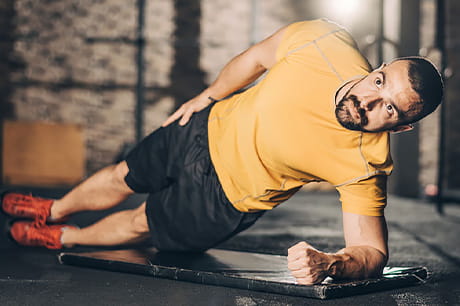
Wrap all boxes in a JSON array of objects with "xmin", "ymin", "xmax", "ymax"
[{"xmin": 390, "ymin": 124, "xmax": 414, "ymax": 134}]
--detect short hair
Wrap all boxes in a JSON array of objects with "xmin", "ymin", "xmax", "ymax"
[{"xmin": 394, "ymin": 56, "xmax": 444, "ymax": 125}]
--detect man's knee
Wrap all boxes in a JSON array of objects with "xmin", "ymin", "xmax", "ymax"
[
  {"xmin": 111, "ymin": 161, "xmax": 133, "ymax": 192},
  {"xmin": 113, "ymin": 161, "xmax": 129, "ymax": 179},
  {"xmin": 131, "ymin": 204, "xmax": 149, "ymax": 235}
]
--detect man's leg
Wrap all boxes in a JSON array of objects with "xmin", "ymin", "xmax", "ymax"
[
  {"xmin": 50, "ymin": 161, "xmax": 135, "ymax": 220},
  {"xmin": 3, "ymin": 161, "xmax": 135, "ymax": 227},
  {"xmin": 61, "ymin": 202, "xmax": 149, "ymax": 247},
  {"xmin": 9, "ymin": 201, "xmax": 150, "ymax": 249},
  {"xmin": 6, "ymin": 160, "xmax": 150, "ymax": 249}
]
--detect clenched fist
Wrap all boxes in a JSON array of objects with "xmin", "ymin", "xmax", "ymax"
[{"xmin": 287, "ymin": 241, "xmax": 338, "ymax": 285}]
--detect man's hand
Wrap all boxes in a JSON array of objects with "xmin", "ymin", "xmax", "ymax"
[
  {"xmin": 287, "ymin": 241, "xmax": 336, "ymax": 285},
  {"xmin": 162, "ymin": 95, "xmax": 212, "ymax": 127},
  {"xmin": 287, "ymin": 214, "xmax": 389, "ymax": 285}
]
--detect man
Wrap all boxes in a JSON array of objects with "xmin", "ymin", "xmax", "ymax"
[{"xmin": 3, "ymin": 19, "xmax": 442, "ymax": 285}]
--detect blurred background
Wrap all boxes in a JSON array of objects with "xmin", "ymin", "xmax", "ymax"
[{"xmin": 0, "ymin": 0, "xmax": 458, "ymax": 207}]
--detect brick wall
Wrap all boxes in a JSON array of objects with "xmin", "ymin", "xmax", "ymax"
[
  {"xmin": 0, "ymin": 0, "xmax": 15, "ymax": 121},
  {"xmin": 7, "ymin": 0, "xmax": 176, "ymax": 174}
]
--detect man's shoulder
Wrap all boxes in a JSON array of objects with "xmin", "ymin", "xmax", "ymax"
[
  {"xmin": 287, "ymin": 18, "xmax": 346, "ymax": 39},
  {"xmin": 284, "ymin": 19, "xmax": 370, "ymax": 76}
]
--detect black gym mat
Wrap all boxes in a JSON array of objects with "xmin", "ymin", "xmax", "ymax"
[{"xmin": 58, "ymin": 248, "xmax": 427, "ymax": 299}]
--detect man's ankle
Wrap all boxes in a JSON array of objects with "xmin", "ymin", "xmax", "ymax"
[
  {"xmin": 49, "ymin": 200, "xmax": 64, "ymax": 220},
  {"xmin": 60, "ymin": 226, "xmax": 77, "ymax": 248}
]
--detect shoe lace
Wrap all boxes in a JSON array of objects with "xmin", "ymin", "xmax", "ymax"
[
  {"xmin": 12, "ymin": 193, "xmax": 36, "ymax": 205},
  {"xmin": 18, "ymin": 193, "xmax": 51, "ymax": 228},
  {"xmin": 9, "ymin": 193, "xmax": 55, "ymax": 227},
  {"xmin": 33, "ymin": 205, "xmax": 50, "ymax": 228},
  {"xmin": 29, "ymin": 225, "xmax": 61, "ymax": 249}
]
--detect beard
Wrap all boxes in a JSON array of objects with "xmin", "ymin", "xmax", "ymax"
[{"xmin": 335, "ymin": 94, "xmax": 368, "ymax": 131}]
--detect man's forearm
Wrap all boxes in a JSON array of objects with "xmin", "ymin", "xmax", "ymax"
[
  {"xmin": 328, "ymin": 245, "xmax": 388, "ymax": 280},
  {"xmin": 201, "ymin": 48, "xmax": 268, "ymax": 100},
  {"xmin": 288, "ymin": 215, "xmax": 388, "ymax": 284},
  {"xmin": 161, "ymin": 45, "xmax": 271, "ymax": 127}
]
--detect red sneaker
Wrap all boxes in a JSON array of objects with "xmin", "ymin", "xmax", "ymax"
[
  {"xmin": 2, "ymin": 192, "xmax": 66, "ymax": 226},
  {"xmin": 10, "ymin": 221, "xmax": 76, "ymax": 249}
]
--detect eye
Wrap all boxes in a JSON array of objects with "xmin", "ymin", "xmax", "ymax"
[
  {"xmin": 375, "ymin": 77, "xmax": 383, "ymax": 87},
  {"xmin": 386, "ymin": 104, "xmax": 394, "ymax": 114}
]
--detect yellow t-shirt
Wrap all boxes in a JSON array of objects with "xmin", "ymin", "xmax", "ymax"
[{"xmin": 208, "ymin": 19, "xmax": 393, "ymax": 216}]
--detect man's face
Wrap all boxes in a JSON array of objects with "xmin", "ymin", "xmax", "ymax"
[{"xmin": 335, "ymin": 60, "xmax": 420, "ymax": 132}]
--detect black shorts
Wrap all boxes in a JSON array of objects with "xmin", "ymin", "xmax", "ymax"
[{"xmin": 124, "ymin": 104, "xmax": 264, "ymax": 251}]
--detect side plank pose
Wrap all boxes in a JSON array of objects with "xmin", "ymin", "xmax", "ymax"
[{"xmin": 3, "ymin": 19, "xmax": 443, "ymax": 285}]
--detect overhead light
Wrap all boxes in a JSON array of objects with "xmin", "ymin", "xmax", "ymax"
[{"xmin": 321, "ymin": 0, "xmax": 362, "ymax": 22}]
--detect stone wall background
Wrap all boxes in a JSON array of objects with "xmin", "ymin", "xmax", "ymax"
[
  {"xmin": 418, "ymin": 0, "xmax": 441, "ymax": 192},
  {"xmin": 0, "ymin": 1, "xmax": 15, "ymax": 122},
  {"xmin": 1, "ymin": 0, "xmax": 457, "ymax": 195}
]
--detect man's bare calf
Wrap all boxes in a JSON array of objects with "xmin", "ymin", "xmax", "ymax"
[
  {"xmin": 5, "ymin": 161, "xmax": 151, "ymax": 248},
  {"xmin": 51, "ymin": 161, "xmax": 135, "ymax": 220}
]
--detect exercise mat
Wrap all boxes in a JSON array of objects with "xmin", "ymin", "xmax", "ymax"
[{"xmin": 58, "ymin": 248, "xmax": 427, "ymax": 299}]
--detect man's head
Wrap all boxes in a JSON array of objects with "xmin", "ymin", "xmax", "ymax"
[{"xmin": 335, "ymin": 56, "xmax": 443, "ymax": 133}]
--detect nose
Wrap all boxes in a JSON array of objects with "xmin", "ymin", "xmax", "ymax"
[{"xmin": 360, "ymin": 97, "xmax": 382, "ymax": 111}]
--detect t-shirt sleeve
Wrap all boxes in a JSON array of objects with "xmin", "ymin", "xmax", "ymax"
[
  {"xmin": 275, "ymin": 21, "xmax": 305, "ymax": 61},
  {"xmin": 336, "ymin": 175, "xmax": 388, "ymax": 216}
]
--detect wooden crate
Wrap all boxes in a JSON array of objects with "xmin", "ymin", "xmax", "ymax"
[{"xmin": 2, "ymin": 120, "xmax": 85, "ymax": 187}]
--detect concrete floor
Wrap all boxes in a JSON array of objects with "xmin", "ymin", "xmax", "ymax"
[{"xmin": 0, "ymin": 187, "xmax": 459, "ymax": 305}]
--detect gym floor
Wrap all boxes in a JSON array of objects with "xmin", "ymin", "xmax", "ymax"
[{"xmin": 0, "ymin": 187, "xmax": 459, "ymax": 305}]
